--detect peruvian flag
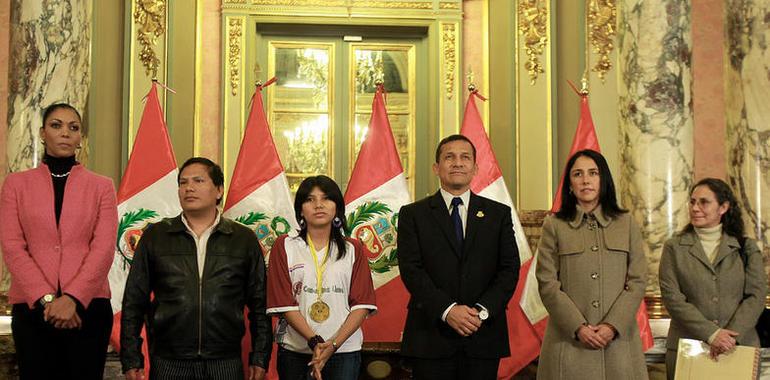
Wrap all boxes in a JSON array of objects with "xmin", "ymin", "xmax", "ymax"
[
  {"xmin": 344, "ymin": 84, "xmax": 411, "ymax": 342},
  {"xmin": 223, "ymin": 77, "xmax": 299, "ymax": 253},
  {"xmin": 222, "ymin": 78, "xmax": 298, "ymax": 380},
  {"xmin": 519, "ymin": 85, "xmax": 654, "ymax": 356},
  {"xmin": 108, "ymin": 82, "xmax": 181, "ymax": 376},
  {"xmin": 459, "ymin": 90, "xmax": 543, "ymax": 378}
]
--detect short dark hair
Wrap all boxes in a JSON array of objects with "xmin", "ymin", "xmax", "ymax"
[
  {"xmin": 555, "ymin": 149, "xmax": 626, "ymax": 220},
  {"xmin": 435, "ymin": 134, "xmax": 476, "ymax": 163},
  {"xmin": 178, "ymin": 157, "xmax": 225, "ymax": 205},
  {"xmin": 294, "ymin": 175, "xmax": 348, "ymax": 260},
  {"xmin": 42, "ymin": 103, "xmax": 84, "ymax": 131},
  {"xmin": 684, "ymin": 178, "xmax": 745, "ymax": 239}
]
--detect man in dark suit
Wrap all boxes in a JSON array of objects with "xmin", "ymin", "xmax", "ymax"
[{"xmin": 398, "ymin": 134, "xmax": 520, "ymax": 379}]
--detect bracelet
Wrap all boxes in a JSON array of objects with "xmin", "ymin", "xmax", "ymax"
[{"xmin": 308, "ymin": 335, "xmax": 325, "ymax": 351}]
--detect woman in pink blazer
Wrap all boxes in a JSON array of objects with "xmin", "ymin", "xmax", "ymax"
[{"xmin": 0, "ymin": 103, "xmax": 118, "ymax": 379}]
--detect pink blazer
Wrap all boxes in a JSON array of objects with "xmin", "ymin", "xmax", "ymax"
[{"xmin": 0, "ymin": 163, "xmax": 117, "ymax": 308}]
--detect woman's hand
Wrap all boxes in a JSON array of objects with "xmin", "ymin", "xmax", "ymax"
[
  {"xmin": 595, "ymin": 323, "xmax": 617, "ymax": 343},
  {"xmin": 576, "ymin": 325, "xmax": 609, "ymax": 349},
  {"xmin": 309, "ymin": 341, "xmax": 335, "ymax": 379},
  {"xmin": 44, "ymin": 295, "xmax": 80, "ymax": 329},
  {"xmin": 709, "ymin": 329, "xmax": 739, "ymax": 360}
]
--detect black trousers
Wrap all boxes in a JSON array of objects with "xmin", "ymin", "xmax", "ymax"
[
  {"xmin": 409, "ymin": 353, "xmax": 500, "ymax": 380},
  {"xmin": 150, "ymin": 357, "xmax": 244, "ymax": 380},
  {"xmin": 12, "ymin": 298, "xmax": 113, "ymax": 380}
]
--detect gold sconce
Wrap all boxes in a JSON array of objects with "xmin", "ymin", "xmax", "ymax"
[
  {"xmin": 587, "ymin": 0, "xmax": 617, "ymax": 82},
  {"xmin": 518, "ymin": 0, "xmax": 548, "ymax": 85},
  {"xmin": 134, "ymin": 0, "xmax": 166, "ymax": 78}
]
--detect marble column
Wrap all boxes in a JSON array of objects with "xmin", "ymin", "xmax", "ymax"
[
  {"xmin": 618, "ymin": 0, "xmax": 694, "ymax": 295},
  {"xmin": 7, "ymin": 0, "xmax": 91, "ymax": 172},
  {"xmin": 725, "ymin": 0, "xmax": 770, "ymax": 278}
]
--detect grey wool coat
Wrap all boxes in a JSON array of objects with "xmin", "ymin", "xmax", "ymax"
[
  {"xmin": 659, "ymin": 230, "xmax": 768, "ymax": 379},
  {"xmin": 536, "ymin": 207, "xmax": 648, "ymax": 380}
]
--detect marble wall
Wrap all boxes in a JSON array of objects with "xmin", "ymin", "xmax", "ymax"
[
  {"xmin": 6, "ymin": 0, "xmax": 91, "ymax": 172},
  {"xmin": 725, "ymin": 0, "xmax": 770, "ymax": 277},
  {"xmin": 618, "ymin": 0, "xmax": 694, "ymax": 294}
]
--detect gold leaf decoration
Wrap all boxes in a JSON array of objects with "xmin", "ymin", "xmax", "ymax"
[
  {"xmin": 442, "ymin": 23, "xmax": 456, "ymax": 99},
  {"xmin": 352, "ymin": 1, "xmax": 432, "ymax": 9},
  {"xmin": 588, "ymin": 0, "xmax": 617, "ymax": 82},
  {"xmin": 228, "ymin": 18, "xmax": 243, "ymax": 96},
  {"xmin": 134, "ymin": 0, "xmax": 166, "ymax": 78},
  {"xmin": 517, "ymin": 0, "xmax": 548, "ymax": 85}
]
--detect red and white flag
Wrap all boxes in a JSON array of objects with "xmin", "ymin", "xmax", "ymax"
[
  {"xmin": 223, "ymin": 77, "xmax": 299, "ymax": 254},
  {"xmin": 222, "ymin": 78, "xmax": 298, "ymax": 380},
  {"xmin": 344, "ymin": 84, "xmax": 411, "ymax": 342},
  {"xmin": 108, "ymin": 82, "xmax": 181, "ymax": 376},
  {"xmin": 519, "ymin": 86, "xmax": 654, "ymax": 355},
  {"xmin": 459, "ymin": 90, "xmax": 543, "ymax": 378}
]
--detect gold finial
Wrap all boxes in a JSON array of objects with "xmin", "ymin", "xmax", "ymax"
[
  {"xmin": 580, "ymin": 74, "xmax": 589, "ymax": 95},
  {"xmin": 255, "ymin": 63, "xmax": 262, "ymax": 87},
  {"xmin": 467, "ymin": 67, "xmax": 476, "ymax": 92}
]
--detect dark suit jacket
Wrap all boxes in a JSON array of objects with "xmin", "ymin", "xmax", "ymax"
[{"xmin": 397, "ymin": 191, "xmax": 520, "ymax": 359}]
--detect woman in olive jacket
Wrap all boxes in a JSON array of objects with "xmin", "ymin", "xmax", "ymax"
[
  {"xmin": 536, "ymin": 150, "xmax": 648, "ymax": 380},
  {"xmin": 660, "ymin": 178, "xmax": 767, "ymax": 380}
]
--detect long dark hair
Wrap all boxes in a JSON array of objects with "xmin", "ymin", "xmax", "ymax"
[
  {"xmin": 684, "ymin": 178, "xmax": 745, "ymax": 239},
  {"xmin": 294, "ymin": 175, "xmax": 348, "ymax": 259},
  {"xmin": 555, "ymin": 149, "xmax": 626, "ymax": 221}
]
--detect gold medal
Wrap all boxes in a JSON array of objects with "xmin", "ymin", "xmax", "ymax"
[
  {"xmin": 309, "ymin": 300, "xmax": 330, "ymax": 322},
  {"xmin": 307, "ymin": 235, "xmax": 332, "ymax": 323}
]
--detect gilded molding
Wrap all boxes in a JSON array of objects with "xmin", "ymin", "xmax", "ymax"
[
  {"xmin": 588, "ymin": 0, "xmax": 617, "ymax": 81},
  {"xmin": 442, "ymin": 23, "xmax": 457, "ymax": 99},
  {"xmin": 250, "ymin": 0, "xmax": 346, "ymax": 5},
  {"xmin": 439, "ymin": 2, "xmax": 460, "ymax": 10},
  {"xmin": 228, "ymin": 18, "xmax": 243, "ymax": 96},
  {"xmin": 517, "ymin": 0, "xmax": 548, "ymax": 84},
  {"xmin": 224, "ymin": 0, "xmax": 246, "ymax": 3},
  {"xmin": 352, "ymin": 1, "xmax": 432, "ymax": 9},
  {"xmin": 134, "ymin": 0, "xmax": 166, "ymax": 78}
]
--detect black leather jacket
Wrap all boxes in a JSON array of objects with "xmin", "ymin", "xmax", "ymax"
[{"xmin": 120, "ymin": 215, "xmax": 271, "ymax": 372}]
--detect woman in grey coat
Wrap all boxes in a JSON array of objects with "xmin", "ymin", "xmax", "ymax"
[
  {"xmin": 660, "ymin": 178, "xmax": 767, "ymax": 380},
  {"xmin": 536, "ymin": 150, "xmax": 648, "ymax": 380}
]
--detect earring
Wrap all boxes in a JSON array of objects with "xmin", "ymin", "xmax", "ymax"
[
  {"xmin": 76, "ymin": 144, "xmax": 82, "ymax": 149},
  {"xmin": 332, "ymin": 216, "xmax": 343, "ymax": 229},
  {"xmin": 41, "ymin": 140, "xmax": 46, "ymax": 145},
  {"xmin": 569, "ymin": 188, "xmax": 573, "ymax": 195},
  {"xmin": 299, "ymin": 217, "xmax": 306, "ymax": 228}
]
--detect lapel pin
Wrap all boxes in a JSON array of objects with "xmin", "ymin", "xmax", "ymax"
[{"xmin": 476, "ymin": 211, "xmax": 485, "ymax": 218}]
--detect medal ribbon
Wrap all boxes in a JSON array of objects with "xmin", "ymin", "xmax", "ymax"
[{"xmin": 307, "ymin": 234, "xmax": 330, "ymax": 301}]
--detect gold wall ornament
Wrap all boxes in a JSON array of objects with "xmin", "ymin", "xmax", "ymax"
[
  {"xmin": 134, "ymin": 0, "xmax": 166, "ymax": 78},
  {"xmin": 228, "ymin": 18, "xmax": 243, "ymax": 96},
  {"xmin": 517, "ymin": 0, "xmax": 548, "ymax": 84},
  {"xmin": 439, "ymin": 2, "xmax": 460, "ymax": 10},
  {"xmin": 351, "ymin": 1, "xmax": 433, "ymax": 9},
  {"xmin": 442, "ymin": 23, "xmax": 456, "ymax": 99},
  {"xmin": 249, "ymin": 0, "xmax": 345, "ymax": 5},
  {"xmin": 587, "ymin": 0, "xmax": 617, "ymax": 82}
]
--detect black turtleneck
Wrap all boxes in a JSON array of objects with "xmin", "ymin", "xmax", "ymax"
[{"xmin": 43, "ymin": 153, "xmax": 78, "ymax": 225}]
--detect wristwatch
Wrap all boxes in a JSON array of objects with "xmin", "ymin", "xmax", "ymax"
[
  {"xmin": 476, "ymin": 306, "xmax": 489, "ymax": 321},
  {"xmin": 39, "ymin": 293, "xmax": 55, "ymax": 307}
]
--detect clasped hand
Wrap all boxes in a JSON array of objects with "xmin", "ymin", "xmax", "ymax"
[
  {"xmin": 576, "ymin": 324, "xmax": 616, "ymax": 349},
  {"xmin": 708, "ymin": 329, "xmax": 739, "ymax": 360},
  {"xmin": 308, "ymin": 342, "xmax": 335, "ymax": 379},
  {"xmin": 43, "ymin": 295, "xmax": 81, "ymax": 329},
  {"xmin": 446, "ymin": 305, "xmax": 482, "ymax": 337}
]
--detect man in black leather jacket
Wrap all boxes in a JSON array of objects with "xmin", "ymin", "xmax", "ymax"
[{"xmin": 120, "ymin": 158, "xmax": 271, "ymax": 380}]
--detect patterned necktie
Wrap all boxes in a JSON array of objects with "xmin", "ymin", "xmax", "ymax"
[{"xmin": 451, "ymin": 197, "xmax": 464, "ymax": 245}]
